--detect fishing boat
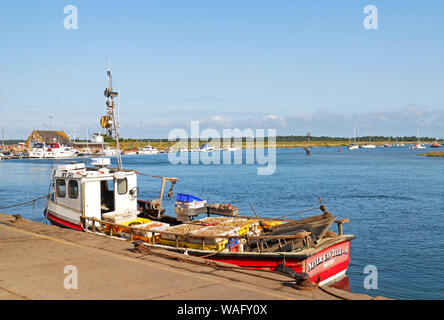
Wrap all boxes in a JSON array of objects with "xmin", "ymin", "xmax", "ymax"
[
  {"xmin": 43, "ymin": 68, "xmax": 355, "ymax": 287},
  {"xmin": 138, "ymin": 145, "xmax": 158, "ymax": 155},
  {"xmin": 123, "ymin": 149, "xmax": 138, "ymax": 155}
]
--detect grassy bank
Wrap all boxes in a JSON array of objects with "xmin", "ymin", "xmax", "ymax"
[
  {"xmin": 418, "ymin": 151, "xmax": 444, "ymax": 157},
  {"xmin": 113, "ymin": 140, "xmax": 436, "ymax": 151}
]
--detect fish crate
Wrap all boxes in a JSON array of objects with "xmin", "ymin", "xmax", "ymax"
[
  {"xmin": 160, "ymin": 224, "xmax": 207, "ymax": 241},
  {"xmin": 102, "ymin": 210, "xmax": 138, "ymax": 224},
  {"xmin": 184, "ymin": 240, "xmax": 228, "ymax": 251},
  {"xmin": 207, "ymin": 203, "xmax": 239, "ymax": 216},
  {"xmin": 175, "ymin": 206, "xmax": 198, "ymax": 217},
  {"xmin": 207, "ymin": 208, "xmax": 239, "ymax": 216},
  {"xmin": 222, "ymin": 219, "xmax": 250, "ymax": 235},
  {"xmin": 112, "ymin": 217, "xmax": 153, "ymax": 234},
  {"xmin": 176, "ymin": 193, "xmax": 204, "ymax": 203},
  {"xmin": 175, "ymin": 200, "xmax": 207, "ymax": 210},
  {"xmin": 132, "ymin": 221, "xmax": 170, "ymax": 243},
  {"xmin": 188, "ymin": 224, "xmax": 241, "ymax": 244},
  {"xmin": 194, "ymin": 216, "xmax": 234, "ymax": 225},
  {"xmin": 159, "ymin": 239, "xmax": 227, "ymax": 251}
]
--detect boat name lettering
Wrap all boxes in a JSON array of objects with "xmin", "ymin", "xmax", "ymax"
[{"xmin": 307, "ymin": 246, "xmax": 349, "ymax": 272}]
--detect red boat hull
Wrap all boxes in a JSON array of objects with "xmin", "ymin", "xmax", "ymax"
[
  {"xmin": 203, "ymin": 241, "xmax": 351, "ymax": 286},
  {"xmin": 45, "ymin": 210, "xmax": 83, "ymax": 231}
]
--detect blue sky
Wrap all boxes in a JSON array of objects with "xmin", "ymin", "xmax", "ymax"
[{"xmin": 1, "ymin": 0, "xmax": 444, "ymax": 139}]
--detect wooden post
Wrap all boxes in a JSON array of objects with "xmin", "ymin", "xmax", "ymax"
[
  {"xmin": 335, "ymin": 219, "xmax": 350, "ymax": 236},
  {"xmin": 158, "ymin": 178, "xmax": 166, "ymax": 220},
  {"xmin": 201, "ymin": 238, "xmax": 205, "ymax": 250},
  {"xmin": 175, "ymin": 235, "xmax": 179, "ymax": 248}
]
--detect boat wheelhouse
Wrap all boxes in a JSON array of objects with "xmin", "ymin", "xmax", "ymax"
[{"xmin": 45, "ymin": 158, "xmax": 139, "ymax": 230}]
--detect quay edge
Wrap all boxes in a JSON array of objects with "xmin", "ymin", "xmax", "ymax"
[{"xmin": 0, "ymin": 213, "xmax": 390, "ymax": 301}]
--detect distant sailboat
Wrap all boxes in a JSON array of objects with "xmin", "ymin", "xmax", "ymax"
[
  {"xmin": 348, "ymin": 125, "xmax": 359, "ymax": 150},
  {"xmin": 360, "ymin": 128, "xmax": 376, "ymax": 149},
  {"xmin": 360, "ymin": 136, "xmax": 376, "ymax": 149},
  {"xmin": 409, "ymin": 129, "xmax": 426, "ymax": 149}
]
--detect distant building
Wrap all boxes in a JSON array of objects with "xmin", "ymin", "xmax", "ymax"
[
  {"xmin": 91, "ymin": 133, "xmax": 104, "ymax": 143},
  {"xmin": 26, "ymin": 130, "xmax": 71, "ymax": 147},
  {"xmin": 72, "ymin": 133, "xmax": 108, "ymax": 154}
]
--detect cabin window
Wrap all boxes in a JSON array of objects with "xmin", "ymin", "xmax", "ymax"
[
  {"xmin": 117, "ymin": 178, "xmax": 128, "ymax": 195},
  {"xmin": 56, "ymin": 179, "xmax": 66, "ymax": 198},
  {"xmin": 68, "ymin": 180, "xmax": 79, "ymax": 199}
]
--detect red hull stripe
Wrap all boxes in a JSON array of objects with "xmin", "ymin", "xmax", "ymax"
[{"xmin": 46, "ymin": 211, "xmax": 83, "ymax": 231}]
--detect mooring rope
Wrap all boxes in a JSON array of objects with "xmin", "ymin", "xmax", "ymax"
[
  {"xmin": 0, "ymin": 194, "xmax": 49, "ymax": 210},
  {"xmin": 135, "ymin": 171, "xmax": 163, "ymax": 179}
]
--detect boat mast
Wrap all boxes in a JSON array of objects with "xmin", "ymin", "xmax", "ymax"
[{"xmin": 103, "ymin": 67, "xmax": 123, "ymax": 170}]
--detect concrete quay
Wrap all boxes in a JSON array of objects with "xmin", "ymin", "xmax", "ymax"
[{"xmin": 0, "ymin": 213, "xmax": 387, "ymax": 300}]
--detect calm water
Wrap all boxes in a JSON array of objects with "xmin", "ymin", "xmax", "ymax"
[{"xmin": 0, "ymin": 147, "xmax": 443, "ymax": 299}]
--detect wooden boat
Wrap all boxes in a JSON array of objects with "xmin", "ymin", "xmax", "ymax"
[{"xmin": 44, "ymin": 68, "xmax": 355, "ymax": 287}]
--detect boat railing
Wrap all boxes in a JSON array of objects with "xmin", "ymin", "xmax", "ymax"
[{"xmin": 80, "ymin": 215, "xmax": 314, "ymax": 253}]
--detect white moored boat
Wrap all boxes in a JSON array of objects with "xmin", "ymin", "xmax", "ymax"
[
  {"xmin": 44, "ymin": 143, "xmax": 79, "ymax": 158},
  {"xmin": 138, "ymin": 145, "xmax": 158, "ymax": 155},
  {"xmin": 225, "ymin": 144, "xmax": 240, "ymax": 152},
  {"xmin": 102, "ymin": 147, "xmax": 117, "ymax": 156},
  {"xmin": 360, "ymin": 144, "xmax": 376, "ymax": 149},
  {"xmin": 409, "ymin": 129, "xmax": 427, "ymax": 149},
  {"xmin": 28, "ymin": 143, "xmax": 47, "ymax": 158},
  {"xmin": 199, "ymin": 144, "xmax": 214, "ymax": 152},
  {"xmin": 348, "ymin": 124, "xmax": 359, "ymax": 150}
]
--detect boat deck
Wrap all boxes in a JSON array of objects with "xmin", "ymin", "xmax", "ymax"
[{"xmin": 0, "ymin": 213, "xmax": 387, "ymax": 300}]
